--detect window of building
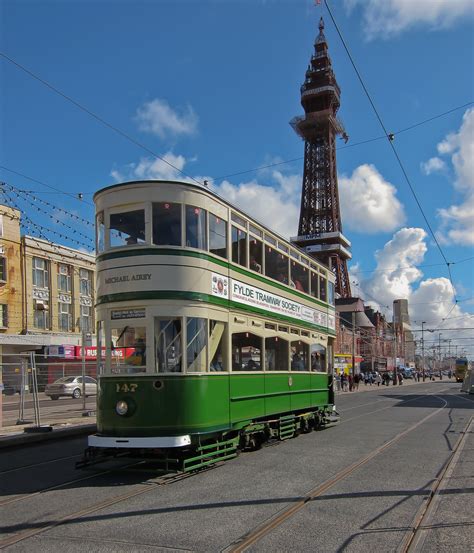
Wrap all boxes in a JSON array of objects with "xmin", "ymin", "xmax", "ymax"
[
  {"xmin": 0, "ymin": 304, "xmax": 7, "ymax": 328},
  {"xmin": 57, "ymin": 264, "xmax": 72, "ymax": 293},
  {"xmin": 80, "ymin": 305, "xmax": 92, "ymax": 333},
  {"xmin": 291, "ymin": 341, "xmax": 309, "ymax": 371},
  {"xmin": 58, "ymin": 302, "xmax": 72, "ymax": 332},
  {"xmin": 79, "ymin": 268, "xmax": 93, "ymax": 297},
  {"xmin": 186, "ymin": 317, "xmax": 207, "ymax": 372},
  {"xmin": 153, "ymin": 202, "xmax": 182, "ymax": 246},
  {"xmin": 291, "ymin": 261, "xmax": 309, "ymax": 293},
  {"xmin": 96, "ymin": 212, "xmax": 105, "ymax": 253},
  {"xmin": 310, "ymin": 271, "xmax": 319, "ymax": 299},
  {"xmin": 155, "ymin": 318, "xmax": 182, "ymax": 372},
  {"xmin": 265, "ymin": 337, "xmax": 289, "ymax": 371},
  {"xmin": 185, "ymin": 205, "xmax": 207, "ymax": 249},
  {"xmin": 319, "ymin": 275, "xmax": 327, "ymax": 302},
  {"xmin": 249, "ymin": 237, "xmax": 263, "ymax": 273},
  {"xmin": 111, "ymin": 326, "xmax": 147, "ymax": 374},
  {"xmin": 32, "ymin": 257, "xmax": 49, "ymax": 288},
  {"xmin": 311, "ymin": 343, "xmax": 326, "ymax": 372},
  {"xmin": 232, "ymin": 332, "xmax": 262, "ymax": 371},
  {"xmin": 265, "ymin": 247, "xmax": 288, "ymax": 284},
  {"xmin": 33, "ymin": 300, "xmax": 49, "ymax": 329},
  {"xmin": 0, "ymin": 257, "xmax": 6, "ymax": 282},
  {"xmin": 209, "ymin": 320, "xmax": 227, "ymax": 371},
  {"xmin": 231, "ymin": 226, "xmax": 247, "ymax": 267},
  {"xmin": 209, "ymin": 213, "xmax": 227, "ymax": 258},
  {"xmin": 110, "ymin": 209, "xmax": 145, "ymax": 247}
]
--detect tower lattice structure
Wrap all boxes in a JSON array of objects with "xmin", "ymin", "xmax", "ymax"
[{"xmin": 290, "ymin": 18, "xmax": 352, "ymax": 298}]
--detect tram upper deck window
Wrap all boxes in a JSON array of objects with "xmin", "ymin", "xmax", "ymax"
[
  {"xmin": 291, "ymin": 261, "xmax": 309, "ymax": 293},
  {"xmin": 310, "ymin": 271, "xmax": 319, "ymax": 299},
  {"xmin": 186, "ymin": 206, "xmax": 207, "ymax": 249},
  {"xmin": 96, "ymin": 212, "xmax": 105, "ymax": 253},
  {"xmin": 319, "ymin": 275, "xmax": 327, "ymax": 302},
  {"xmin": 110, "ymin": 210, "xmax": 145, "ymax": 248},
  {"xmin": 249, "ymin": 237, "xmax": 263, "ymax": 273},
  {"xmin": 328, "ymin": 281, "xmax": 335, "ymax": 305},
  {"xmin": 231, "ymin": 226, "xmax": 247, "ymax": 267},
  {"xmin": 265, "ymin": 247, "xmax": 288, "ymax": 285},
  {"xmin": 232, "ymin": 332, "xmax": 262, "ymax": 371},
  {"xmin": 153, "ymin": 203, "xmax": 181, "ymax": 246},
  {"xmin": 265, "ymin": 337, "xmax": 289, "ymax": 371},
  {"xmin": 155, "ymin": 318, "xmax": 182, "ymax": 372},
  {"xmin": 209, "ymin": 213, "xmax": 227, "ymax": 259},
  {"xmin": 186, "ymin": 317, "xmax": 207, "ymax": 372},
  {"xmin": 110, "ymin": 326, "xmax": 146, "ymax": 374}
]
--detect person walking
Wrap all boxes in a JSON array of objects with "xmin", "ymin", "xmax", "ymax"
[{"xmin": 375, "ymin": 372, "xmax": 382, "ymax": 386}]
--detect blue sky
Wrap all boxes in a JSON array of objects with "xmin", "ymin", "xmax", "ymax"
[{"xmin": 1, "ymin": 0, "xmax": 473, "ymax": 355}]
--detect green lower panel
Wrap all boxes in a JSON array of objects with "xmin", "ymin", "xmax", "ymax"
[
  {"xmin": 289, "ymin": 373, "xmax": 312, "ymax": 411},
  {"xmin": 229, "ymin": 374, "xmax": 265, "ymax": 422},
  {"xmin": 264, "ymin": 374, "xmax": 291, "ymax": 415}
]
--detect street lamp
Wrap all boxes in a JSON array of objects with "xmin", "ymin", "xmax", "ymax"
[{"xmin": 421, "ymin": 321, "xmax": 426, "ymax": 381}]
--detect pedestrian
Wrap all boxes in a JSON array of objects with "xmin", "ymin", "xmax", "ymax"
[
  {"xmin": 335, "ymin": 372, "xmax": 341, "ymax": 391},
  {"xmin": 375, "ymin": 372, "xmax": 382, "ymax": 386},
  {"xmin": 340, "ymin": 372, "xmax": 346, "ymax": 392},
  {"xmin": 348, "ymin": 374, "xmax": 354, "ymax": 392},
  {"xmin": 398, "ymin": 372, "xmax": 403, "ymax": 385},
  {"xmin": 354, "ymin": 373, "xmax": 360, "ymax": 390}
]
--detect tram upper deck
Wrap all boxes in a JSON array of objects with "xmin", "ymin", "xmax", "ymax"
[{"xmin": 94, "ymin": 180, "xmax": 336, "ymax": 376}]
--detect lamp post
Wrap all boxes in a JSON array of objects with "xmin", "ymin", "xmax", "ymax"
[{"xmin": 421, "ymin": 321, "xmax": 426, "ymax": 381}]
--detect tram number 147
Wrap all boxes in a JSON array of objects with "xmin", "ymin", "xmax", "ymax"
[{"xmin": 116, "ymin": 383, "xmax": 138, "ymax": 393}]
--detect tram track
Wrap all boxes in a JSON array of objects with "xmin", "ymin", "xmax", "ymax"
[
  {"xmin": 399, "ymin": 413, "xmax": 474, "ymax": 552},
  {"xmin": 225, "ymin": 392, "xmax": 454, "ymax": 552}
]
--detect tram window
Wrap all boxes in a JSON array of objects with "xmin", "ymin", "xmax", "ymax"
[
  {"xmin": 155, "ymin": 318, "xmax": 182, "ymax": 372},
  {"xmin": 319, "ymin": 276, "xmax": 327, "ymax": 302},
  {"xmin": 97, "ymin": 321, "xmax": 105, "ymax": 375},
  {"xmin": 291, "ymin": 261, "xmax": 309, "ymax": 293},
  {"xmin": 110, "ymin": 210, "xmax": 145, "ymax": 248},
  {"xmin": 328, "ymin": 281, "xmax": 335, "ymax": 305},
  {"xmin": 96, "ymin": 212, "xmax": 105, "ymax": 253},
  {"xmin": 209, "ymin": 214, "xmax": 227, "ymax": 259},
  {"xmin": 310, "ymin": 271, "xmax": 319, "ymax": 299},
  {"xmin": 265, "ymin": 247, "xmax": 288, "ymax": 285},
  {"xmin": 249, "ymin": 238, "xmax": 263, "ymax": 273},
  {"xmin": 311, "ymin": 344, "xmax": 326, "ymax": 372},
  {"xmin": 186, "ymin": 317, "xmax": 207, "ymax": 372},
  {"xmin": 265, "ymin": 337, "xmax": 289, "ymax": 371},
  {"xmin": 209, "ymin": 320, "xmax": 226, "ymax": 371},
  {"xmin": 291, "ymin": 341, "xmax": 310, "ymax": 371},
  {"xmin": 153, "ymin": 203, "xmax": 182, "ymax": 246},
  {"xmin": 231, "ymin": 212, "xmax": 247, "ymax": 228},
  {"xmin": 111, "ymin": 326, "xmax": 146, "ymax": 374},
  {"xmin": 185, "ymin": 205, "xmax": 207, "ymax": 249},
  {"xmin": 249, "ymin": 224, "xmax": 263, "ymax": 238},
  {"xmin": 232, "ymin": 332, "xmax": 262, "ymax": 371},
  {"xmin": 231, "ymin": 226, "xmax": 247, "ymax": 267}
]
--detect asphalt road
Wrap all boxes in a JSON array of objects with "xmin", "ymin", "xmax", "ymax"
[{"xmin": 1, "ymin": 381, "xmax": 473, "ymax": 552}]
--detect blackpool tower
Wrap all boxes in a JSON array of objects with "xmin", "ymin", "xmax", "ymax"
[{"xmin": 291, "ymin": 18, "xmax": 352, "ymax": 298}]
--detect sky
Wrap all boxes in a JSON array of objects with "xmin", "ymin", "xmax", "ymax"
[{"xmin": 1, "ymin": 0, "xmax": 473, "ymax": 357}]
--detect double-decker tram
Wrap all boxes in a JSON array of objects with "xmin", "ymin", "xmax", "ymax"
[{"xmin": 85, "ymin": 180, "xmax": 338, "ymax": 471}]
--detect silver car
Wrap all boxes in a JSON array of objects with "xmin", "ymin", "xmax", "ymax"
[{"xmin": 45, "ymin": 376, "xmax": 97, "ymax": 400}]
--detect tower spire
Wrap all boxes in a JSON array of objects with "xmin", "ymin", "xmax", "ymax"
[{"xmin": 290, "ymin": 17, "xmax": 352, "ymax": 298}]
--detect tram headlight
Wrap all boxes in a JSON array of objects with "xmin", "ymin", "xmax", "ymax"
[{"xmin": 116, "ymin": 400, "xmax": 129, "ymax": 416}]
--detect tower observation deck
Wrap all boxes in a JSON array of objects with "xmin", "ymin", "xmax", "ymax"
[{"xmin": 290, "ymin": 17, "xmax": 352, "ymax": 298}]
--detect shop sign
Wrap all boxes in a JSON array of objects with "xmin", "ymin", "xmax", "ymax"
[{"xmin": 75, "ymin": 346, "xmax": 135, "ymax": 360}]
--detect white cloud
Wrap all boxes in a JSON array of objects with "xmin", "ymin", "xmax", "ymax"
[
  {"xmin": 435, "ymin": 108, "xmax": 474, "ymax": 246},
  {"xmin": 339, "ymin": 164, "xmax": 405, "ymax": 233},
  {"xmin": 345, "ymin": 0, "xmax": 474, "ymax": 39},
  {"xmin": 352, "ymin": 227, "xmax": 473, "ymax": 335},
  {"xmin": 420, "ymin": 157, "xmax": 446, "ymax": 175},
  {"xmin": 111, "ymin": 152, "xmax": 188, "ymax": 182},
  {"xmin": 135, "ymin": 98, "xmax": 198, "ymax": 139}
]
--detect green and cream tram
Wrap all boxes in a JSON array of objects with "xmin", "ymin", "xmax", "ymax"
[{"xmin": 88, "ymin": 180, "xmax": 337, "ymax": 470}]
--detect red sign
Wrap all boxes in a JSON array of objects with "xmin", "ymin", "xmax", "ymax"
[{"xmin": 74, "ymin": 346, "xmax": 136, "ymax": 360}]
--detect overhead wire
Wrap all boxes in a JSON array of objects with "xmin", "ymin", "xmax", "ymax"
[{"xmin": 324, "ymin": 0, "xmax": 457, "ymax": 304}]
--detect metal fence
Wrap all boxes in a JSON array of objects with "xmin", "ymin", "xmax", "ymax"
[{"xmin": 1, "ymin": 353, "xmax": 97, "ymax": 430}]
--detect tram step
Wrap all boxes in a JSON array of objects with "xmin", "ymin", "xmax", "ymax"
[{"xmin": 183, "ymin": 437, "xmax": 239, "ymax": 472}]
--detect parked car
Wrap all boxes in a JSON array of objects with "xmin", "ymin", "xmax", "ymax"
[{"xmin": 45, "ymin": 376, "xmax": 97, "ymax": 400}]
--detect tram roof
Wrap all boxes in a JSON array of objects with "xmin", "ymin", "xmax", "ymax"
[{"xmin": 94, "ymin": 179, "xmax": 334, "ymax": 279}]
